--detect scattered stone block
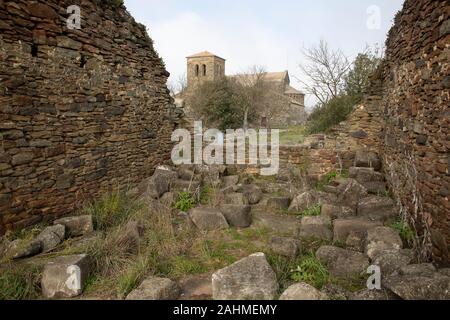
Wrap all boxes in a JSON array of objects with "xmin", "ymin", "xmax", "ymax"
[
  {"xmin": 41, "ymin": 254, "xmax": 90, "ymax": 299},
  {"xmin": 337, "ymin": 179, "xmax": 368, "ymax": 209},
  {"xmin": 35, "ymin": 224, "xmax": 65, "ymax": 253},
  {"xmin": 222, "ymin": 175, "xmax": 239, "ymax": 188},
  {"xmin": 299, "ymin": 216, "xmax": 332, "ymax": 241},
  {"xmin": 373, "ymin": 249, "xmax": 414, "ymax": 275},
  {"xmin": 220, "ymin": 205, "xmax": 252, "ymax": 228},
  {"xmin": 269, "ymin": 237, "xmax": 299, "ymax": 258},
  {"xmin": 54, "ymin": 215, "xmax": 93, "ymax": 237},
  {"xmin": 4, "ymin": 239, "xmax": 42, "ymax": 260},
  {"xmin": 126, "ymin": 277, "xmax": 180, "ymax": 300},
  {"xmin": 242, "ymin": 184, "xmax": 263, "ymax": 205},
  {"xmin": 316, "ymin": 246, "xmax": 370, "ymax": 278},
  {"xmin": 321, "ymin": 204, "xmax": 355, "ymax": 219},
  {"xmin": 224, "ymin": 193, "xmax": 248, "ymax": 205},
  {"xmin": 354, "ymin": 150, "xmax": 382, "ymax": 171},
  {"xmin": 333, "ymin": 218, "xmax": 382, "ymax": 242},
  {"xmin": 212, "ymin": 253, "xmax": 278, "ymax": 300},
  {"xmin": 288, "ymin": 191, "xmax": 317, "ymax": 213},
  {"xmin": 357, "ymin": 196, "xmax": 396, "ymax": 222},
  {"xmin": 280, "ymin": 283, "xmax": 328, "ymax": 300},
  {"xmin": 266, "ymin": 197, "xmax": 291, "ymax": 211},
  {"xmin": 190, "ymin": 208, "xmax": 229, "ymax": 231},
  {"xmin": 365, "ymin": 226, "xmax": 403, "ymax": 260}
]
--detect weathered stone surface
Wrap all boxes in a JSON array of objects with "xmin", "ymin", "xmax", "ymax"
[
  {"xmin": 0, "ymin": 1, "xmax": 179, "ymax": 235},
  {"xmin": 266, "ymin": 197, "xmax": 291, "ymax": 211},
  {"xmin": 224, "ymin": 193, "xmax": 248, "ymax": 205},
  {"xmin": 54, "ymin": 215, "xmax": 93, "ymax": 237},
  {"xmin": 41, "ymin": 254, "xmax": 90, "ymax": 299},
  {"xmin": 321, "ymin": 204, "xmax": 355, "ymax": 219},
  {"xmin": 212, "ymin": 253, "xmax": 278, "ymax": 300},
  {"xmin": 351, "ymin": 289, "xmax": 399, "ymax": 300},
  {"xmin": 288, "ymin": 191, "xmax": 317, "ymax": 213},
  {"xmin": 357, "ymin": 196, "xmax": 396, "ymax": 222},
  {"xmin": 269, "ymin": 236, "xmax": 299, "ymax": 258},
  {"xmin": 384, "ymin": 274, "xmax": 450, "ymax": 300},
  {"xmin": 373, "ymin": 249, "xmax": 414, "ymax": 275},
  {"xmin": 252, "ymin": 211, "xmax": 301, "ymax": 237},
  {"xmin": 316, "ymin": 246, "xmax": 370, "ymax": 277},
  {"xmin": 346, "ymin": 231, "xmax": 365, "ymax": 252},
  {"xmin": 190, "ymin": 208, "xmax": 229, "ymax": 231},
  {"xmin": 365, "ymin": 227, "xmax": 403, "ymax": 260},
  {"xmin": 242, "ymin": 184, "xmax": 263, "ymax": 205},
  {"xmin": 118, "ymin": 220, "xmax": 144, "ymax": 254},
  {"xmin": 222, "ymin": 175, "xmax": 239, "ymax": 188},
  {"xmin": 35, "ymin": 224, "xmax": 65, "ymax": 253},
  {"xmin": 299, "ymin": 216, "xmax": 332, "ymax": 241},
  {"xmin": 337, "ymin": 179, "xmax": 368, "ymax": 209},
  {"xmin": 320, "ymin": 284, "xmax": 351, "ymax": 300},
  {"xmin": 171, "ymin": 179, "xmax": 201, "ymax": 193},
  {"xmin": 354, "ymin": 151, "xmax": 382, "ymax": 171},
  {"xmin": 399, "ymin": 263, "xmax": 437, "ymax": 277},
  {"xmin": 280, "ymin": 283, "xmax": 328, "ymax": 300},
  {"xmin": 4, "ymin": 239, "xmax": 41, "ymax": 260},
  {"xmin": 139, "ymin": 173, "xmax": 170, "ymax": 199},
  {"xmin": 126, "ymin": 277, "xmax": 180, "ymax": 300},
  {"xmin": 220, "ymin": 205, "xmax": 252, "ymax": 228},
  {"xmin": 178, "ymin": 273, "xmax": 213, "ymax": 300},
  {"xmin": 333, "ymin": 218, "xmax": 382, "ymax": 242}
]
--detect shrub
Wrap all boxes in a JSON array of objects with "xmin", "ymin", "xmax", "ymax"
[
  {"xmin": 307, "ymin": 94, "xmax": 359, "ymax": 134},
  {"xmin": 174, "ymin": 191, "xmax": 196, "ymax": 212}
]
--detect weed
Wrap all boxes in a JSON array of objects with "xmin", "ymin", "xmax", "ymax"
[
  {"xmin": 174, "ymin": 191, "xmax": 196, "ymax": 212},
  {"xmin": 290, "ymin": 254, "xmax": 329, "ymax": 289},
  {"xmin": 84, "ymin": 188, "xmax": 142, "ymax": 231},
  {"xmin": 388, "ymin": 220, "xmax": 415, "ymax": 247},
  {"xmin": 301, "ymin": 204, "xmax": 322, "ymax": 217},
  {"xmin": 0, "ymin": 265, "xmax": 41, "ymax": 300}
]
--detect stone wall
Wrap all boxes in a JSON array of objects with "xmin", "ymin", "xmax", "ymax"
[
  {"xmin": 0, "ymin": 0, "xmax": 178, "ymax": 234},
  {"xmin": 379, "ymin": 0, "xmax": 449, "ymax": 266}
]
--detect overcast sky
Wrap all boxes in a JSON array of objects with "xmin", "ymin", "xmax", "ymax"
[{"xmin": 124, "ymin": 0, "xmax": 404, "ymax": 107}]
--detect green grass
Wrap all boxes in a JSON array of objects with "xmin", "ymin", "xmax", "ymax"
[
  {"xmin": 84, "ymin": 188, "xmax": 143, "ymax": 231},
  {"xmin": 199, "ymin": 186, "xmax": 213, "ymax": 205},
  {"xmin": 279, "ymin": 126, "xmax": 307, "ymax": 146},
  {"xmin": 174, "ymin": 191, "xmax": 196, "ymax": 212},
  {"xmin": 301, "ymin": 204, "xmax": 322, "ymax": 217},
  {"xmin": 388, "ymin": 220, "xmax": 415, "ymax": 247},
  {"xmin": 116, "ymin": 258, "xmax": 151, "ymax": 298},
  {"xmin": 315, "ymin": 170, "xmax": 348, "ymax": 191},
  {"xmin": 0, "ymin": 265, "xmax": 42, "ymax": 300},
  {"xmin": 290, "ymin": 254, "xmax": 329, "ymax": 289}
]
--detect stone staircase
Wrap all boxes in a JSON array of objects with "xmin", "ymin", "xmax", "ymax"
[{"xmin": 2, "ymin": 149, "xmax": 449, "ymax": 300}]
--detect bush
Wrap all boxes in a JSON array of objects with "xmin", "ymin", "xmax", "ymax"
[
  {"xmin": 307, "ymin": 94, "xmax": 359, "ymax": 134},
  {"xmin": 174, "ymin": 191, "xmax": 196, "ymax": 212}
]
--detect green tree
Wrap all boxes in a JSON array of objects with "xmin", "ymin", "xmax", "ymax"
[
  {"xmin": 344, "ymin": 50, "xmax": 381, "ymax": 100},
  {"xmin": 186, "ymin": 78, "xmax": 247, "ymax": 130}
]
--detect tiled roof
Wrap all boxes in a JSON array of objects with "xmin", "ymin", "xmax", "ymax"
[{"xmin": 186, "ymin": 51, "xmax": 225, "ymax": 60}]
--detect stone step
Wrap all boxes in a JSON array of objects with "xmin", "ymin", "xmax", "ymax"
[{"xmin": 251, "ymin": 210, "xmax": 301, "ymax": 237}]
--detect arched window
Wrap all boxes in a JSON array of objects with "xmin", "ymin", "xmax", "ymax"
[
  {"xmin": 195, "ymin": 64, "xmax": 199, "ymax": 77},
  {"xmin": 203, "ymin": 64, "xmax": 207, "ymax": 76}
]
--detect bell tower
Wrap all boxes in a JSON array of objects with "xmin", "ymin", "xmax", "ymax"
[{"xmin": 186, "ymin": 51, "xmax": 225, "ymax": 89}]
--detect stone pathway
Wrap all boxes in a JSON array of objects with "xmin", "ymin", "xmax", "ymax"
[{"xmin": 1, "ymin": 148, "xmax": 449, "ymax": 301}]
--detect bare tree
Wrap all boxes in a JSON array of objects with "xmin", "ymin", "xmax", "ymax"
[
  {"xmin": 168, "ymin": 72, "xmax": 188, "ymax": 97},
  {"xmin": 297, "ymin": 39, "xmax": 351, "ymax": 106},
  {"xmin": 233, "ymin": 66, "xmax": 290, "ymax": 129}
]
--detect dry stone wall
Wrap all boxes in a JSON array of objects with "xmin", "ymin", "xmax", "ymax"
[
  {"xmin": 380, "ymin": 0, "xmax": 449, "ymax": 266},
  {"xmin": 0, "ymin": 0, "xmax": 179, "ymax": 234}
]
